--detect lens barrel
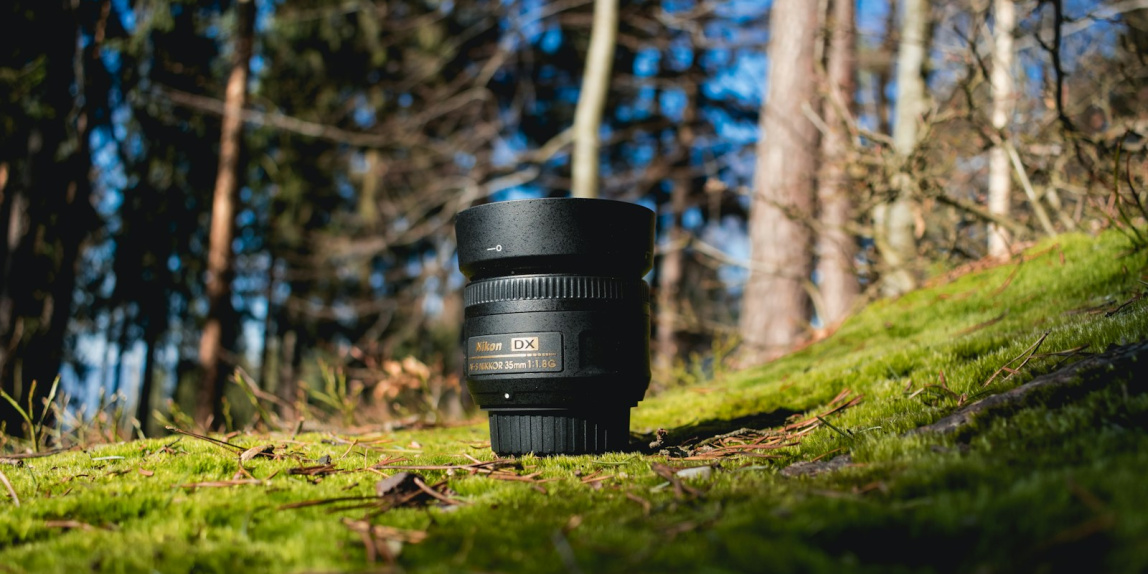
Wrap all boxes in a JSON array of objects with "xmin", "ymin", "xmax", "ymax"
[{"xmin": 455, "ymin": 198, "xmax": 654, "ymax": 455}]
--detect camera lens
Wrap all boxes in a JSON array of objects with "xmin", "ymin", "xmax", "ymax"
[{"xmin": 455, "ymin": 198, "xmax": 655, "ymax": 455}]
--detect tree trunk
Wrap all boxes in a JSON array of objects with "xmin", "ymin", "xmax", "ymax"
[
  {"xmin": 0, "ymin": 164, "xmax": 22, "ymax": 434},
  {"xmin": 197, "ymin": 0, "xmax": 255, "ymax": 427},
  {"xmin": 0, "ymin": 0, "xmax": 101, "ymax": 435},
  {"xmin": 258, "ymin": 258, "xmax": 277, "ymax": 391},
  {"xmin": 110, "ymin": 311, "xmax": 130, "ymax": 397},
  {"xmin": 738, "ymin": 0, "xmax": 821, "ymax": 364},
  {"xmin": 654, "ymin": 81, "xmax": 697, "ymax": 372},
  {"xmin": 987, "ymin": 0, "xmax": 1016, "ymax": 258},
  {"xmin": 876, "ymin": 0, "xmax": 929, "ymax": 297},
  {"xmin": 874, "ymin": 0, "xmax": 898, "ymax": 136},
  {"xmin": 655, "ymin": 183, "xmax": 687, "ymax": 372},
  {"xmin": 277, "ymin": 328, "xmax": 299, "ymax": 421},
  {"xmin": 815, "ymin": 0, "xmax": 860, "ymax": 327},
  {"xmin": 571, "ymin": 0, "xmax": 618, "ymax": 199},
  {"xmin": 136, "ymin": 318, "xmax": 159, "ymax": 435}
]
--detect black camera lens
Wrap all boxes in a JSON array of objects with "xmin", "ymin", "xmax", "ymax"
[{"xmin": 455, "ymin": 198, "xmax": 655, "ymax": 455}]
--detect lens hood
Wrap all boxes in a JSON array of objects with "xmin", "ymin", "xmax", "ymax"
[{"xmin": 456, "ymin": 198, "xmax": 654, "ymax": 280}]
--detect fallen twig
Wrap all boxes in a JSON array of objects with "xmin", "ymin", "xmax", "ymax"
[
  {"xmin": 0, "ymin": 447, "xmax": 75, "ymax": 460},
  {"xmin": 815, "ymin": 416, "xmax": 854, "ymax": 442},
  {"xmin": 342, "ymin": 518, "xmax": 426, "ymax": 565},
  {"xmin": 625, "ymin": 492, "xmax": 651, "ymax": 515},
  {"xmin": 165, "ymin": 426, "xmax": 245, "ymax": 453},
  {"xmin": 277, "ymin": 495, "xmax": 379, "ymax": 510},
  {"xmin": 650, "ymin": 463, "xmax": 703, "ymax": 499},
  {"xmin": 371, "ymin": 459, "xmax": 519, "ymax": 474},
  {"xmin": 1105, "ymin": 292, "xmax": 1145, "ymax": 317},
  {"xmin": 288, "ymin": 463, "xmax": 338, "ymax": 477},
  {"xmin": 44, "ymin": 520, "xmax": 95, "ymax": 530},
  {"xmin": 412, "ymin": 477, "xmax": 467, "ymax": 505},
  {"xmin": 180, "ymin": 479, "xmax": 266, "ymax": 489},
  {"xmin": 983, "ymin": 331, "xmax": 1050, "ymax": 388},
  {"xmin": 0, "ymin": 468, "xmax": 18, "ymax": 507}
]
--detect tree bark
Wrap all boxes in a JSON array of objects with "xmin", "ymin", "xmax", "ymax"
[
  {"xmin": 876, "ymin": 0, "xmax": 929, "ymax": 297},
  {"xmin": 197, "ymin": 0, "xmax": 255, "ymax": 427},
  {"xmin": 655, "ymin": 172, "xmax": 688, "ymax": 373},
  {"xmin": 277, "ymin": 328, "xmax": 299, "ymax": 421},
  {"xmin": 654, "ymin": 78, "xmax": 697, "ymax": 372},
  {"xmin": 571, "ymin": 0, "xmax": 618, "ymax": 199},
  {"xmin": 738, "ymin": 0, "xmax": 821, "ymax": 364},
  {"xmin": 258, "ymin": 258, "xmax": 277, "ymax": 392},
  {"xmin": 875, "ymin": 0, "xmax": 898, "ymax": 136},
  {"xmin": 987, "ymin": 0, "xmax": 1016, "ymax": 258},
  {"xmin": 136, "ymin": 317, "xmax": 159, "ymax": 435},
  {"xmin": 0, "ymin": 0, "xmax": 102, "ymax": 435},
  {"xmin": 815, "ymin": 0, "xmax": 860, "ymax": 327}
]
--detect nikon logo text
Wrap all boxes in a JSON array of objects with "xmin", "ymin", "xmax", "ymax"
[
  {"xmin": 511, "ymin": 337, "xmax": 539, "ymax": 351},
  {"xmin": 475, "ymin": 341, "xmax": 502, "ymax": 352}
]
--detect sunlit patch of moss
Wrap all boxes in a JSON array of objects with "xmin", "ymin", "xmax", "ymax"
[{"xmin": 1, "ymin": 230, "xmax": 1147, "ymax": 573}]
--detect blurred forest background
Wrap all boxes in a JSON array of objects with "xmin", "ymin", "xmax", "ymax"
[{"xmin": 0, "ymin": 0, "xmax": 1145, "ymax": 437}]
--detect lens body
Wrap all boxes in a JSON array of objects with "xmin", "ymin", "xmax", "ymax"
[{"xmin": 455, "ymin": 198, "xmax": 654, "ymax": 455}]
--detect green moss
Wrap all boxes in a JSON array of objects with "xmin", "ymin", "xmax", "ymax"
[{"xmin": 2, "ymin": 230, "xmax": 1147, "ymax": 573}]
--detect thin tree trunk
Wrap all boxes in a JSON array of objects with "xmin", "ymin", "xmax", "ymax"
[
  {"xmin": 258, "ymin": 258, "xmax": 277, "ymax": 391},
  {"xmin": 987, "ymin": 0, "xmax": 1016, "ymax": 258},
  {"xmin": 136, "ymin": 319, "xmax": 158, "ymax": 435},
  {"xmin": 0, "ymin": 0, "xmax": 102, "ymax": 435},
  {"xmin": 654, "ymin": 82, "xmax": 697, "ymax": 372},
  {"xmin": 0, "ymin": 162, "xmax": 9, "ymax": 315},
  {"xmin": 0, "ymin": 167, "xmax": 22, "ymax": 433},
  {"xmin": 876, "ymin": 0, "xmax": 928, "ymax": 297},
  {"xmin": 815, "ymin": 0, "xmax": 860, "ymax": 327},
  {"xmin": 875, "ymin": 0, "xmax": 898, "ymax": 136},
  {"xmin": 739, "ymin": 0, "xmax": 821, "ymax": 364},
  {"xmin": 655, "ymin": 183, "xmax": 686, "ymax": 371},
  {"xmin": 277, "ymin": 328, "xmax": 298, "ymax": 421},
  {"xmin": 571, "ymin": 0, "xmax": 618, "ymax": 199},
  {"xmin": 110, "ymin": 310, "xmax": 130, "ymax": 397},
  {"xmin": 197, "ymin": 0, "xmax": 255, "ymax": 427}
]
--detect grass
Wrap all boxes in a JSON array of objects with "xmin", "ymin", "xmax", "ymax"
[{"xmin": 1, "ymin": 229, "xmax": 1147, "ymax": 573}]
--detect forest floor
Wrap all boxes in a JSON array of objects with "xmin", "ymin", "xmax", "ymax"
[{"xmin": 2, "ymin": 229, "xmax": 1148, "ymax": 573}]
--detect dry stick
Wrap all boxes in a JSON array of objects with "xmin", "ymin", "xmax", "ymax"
[
  {"xmin": 0, "ymin": 447, "xmax": 74, "ymax": 460},
  {"xmin": 0, "ymin": 468, "xmax": 18, "ymax": 507},
  {"xmin": 232, "ymin": 368, "xmax": 282, "ymax": 430},
  {"xmin": 815, "ymin": 416, "xmax": 854, "ymax": 442},
  {"xmin": 44, "ymin": 520, "xmax": 94, "ymax": 530},
  {"xmin": 1004, "ymin": 139, "xmax": 1058, "ymax": 237},
  {"xmin": 372, "ymin": 460, "xmax": 516, "ymax": 472},
  {"xmin": 809, "ymin": 447, "xmax": 847, "ymax": 463},
  {"xmin": 165, "ymin": 426, "xmax": 245, "ymax": 453},
  {"xmin": 412, "ymin": 477, "xmax": 467, "ymax": 506},
  {"xmin": 1124, "ymin": 150, "xmax": 1148, "ymax": 217},
  {"xmin": 1033, "ymin": 344, "xmax": 1090, "ymax": 358},
  {"xmin": 993, "ymin": 258, "xmax": 1025, "ymax": 296},
  {"xmin": 1105, "ymin": 292, "xmax": 1145, "ymax": 317},
  {"xmin": 625, "ymin": 492, "xmax": 652, "ymax": 515},
  {"xmin": 278, "ymin": 495, "xmax": 380, "ymax": 510},
  {"xmin": 166, "ymin": 426, "xmax": 279, "ymax": 465},
  {"xmin": 983, "ymin": 331, "xmax": 1051, "ymax": 388},
  {"xmin": 934, "ymin": 193, "xmax": 1030, "ymax": 236}
]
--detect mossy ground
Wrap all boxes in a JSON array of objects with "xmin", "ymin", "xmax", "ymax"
[{"xmin": 2, "ymin": 230, "xmax": 1147, "ymax": 573}]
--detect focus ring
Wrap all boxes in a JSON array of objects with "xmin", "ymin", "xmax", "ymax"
[{"xmin": 464, "ymin": 275, "xmax": 645, "ymax": 307}]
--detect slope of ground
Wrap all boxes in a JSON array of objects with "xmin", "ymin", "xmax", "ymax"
[{"xmin": 1, "ymin": 230, "xmax": 1147, "ymax": 573}]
